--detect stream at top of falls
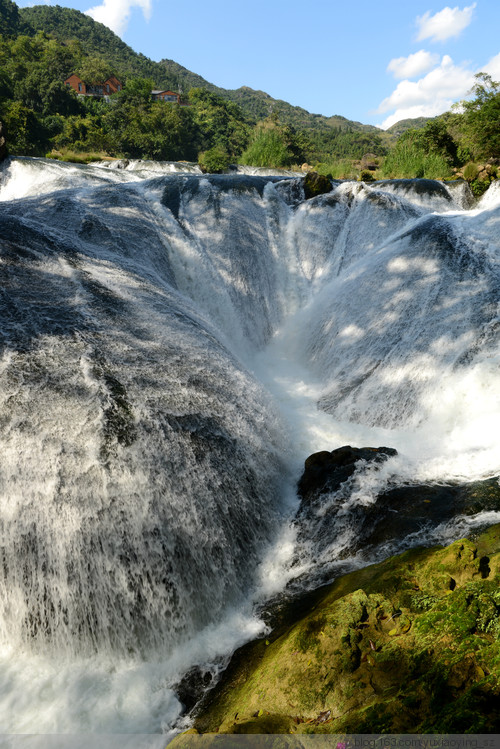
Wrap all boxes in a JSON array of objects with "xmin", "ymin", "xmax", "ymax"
[{"xmin": 1, "ymin": 157, "xmax": 500, "ymax": 736}]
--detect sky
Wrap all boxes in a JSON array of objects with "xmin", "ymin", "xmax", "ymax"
[{"xmin": 15, "ymin": 0, "xmax": 500, "ymax": 129}]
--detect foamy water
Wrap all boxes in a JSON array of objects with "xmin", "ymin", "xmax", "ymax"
[{"xmin": 0, "ymin": 158, "xmax": 500, "ymax": 733}]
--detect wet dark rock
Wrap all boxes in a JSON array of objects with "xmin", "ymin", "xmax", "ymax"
[
  {"xmin": 372, "ymin": 178, "xmax": 452, "ymax": 202},
  {"xmin": 175, "ymin": 665, "xmax": 216, "ymax": 714},
  {"xmin": 297, "ymin": 444, "xmax": 397, "ymax": 501},
  {"xmin": 303, "ymin": 171, "xmax": 333, "ymax": 199},
  {"xmin": 362, "ymin": 478, "xmax": 500, "ymax": 548},
  {"xmin": 0, "ymin": 121, "xmax": 6, "ymax": 162},
  {"xmin": 296, "ymin": 445, "xmax": 500, "ymax": 565}
]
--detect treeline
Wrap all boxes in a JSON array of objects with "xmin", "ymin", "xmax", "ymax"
[
  {"xmin": 0, "ymin": 0, "xmax": 498, "ymax": 183},
  {"xmin": 379, "ymin": 74, "xmax": 500, "ymax": 193},
  {"xmin": 0, "ymin": 0, "xmax": 389, "ymax": 167}
]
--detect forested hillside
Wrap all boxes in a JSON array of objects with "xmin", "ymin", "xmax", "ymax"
[
  {"xmin": 0, "ymin": 0, "xmax": 390, "ymax": 164},
  {"xmin": 1, "ymin": 0, "xmax": 499, "ymax": 186}
]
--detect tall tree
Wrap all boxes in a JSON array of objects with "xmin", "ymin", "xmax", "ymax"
[
  {"xmin": 458, "ymin": 73, "xmax": 500, "ymax": 160},
  {"xmin": 0, "ymin": 0, "xmax": 21, "ymax": 36}
]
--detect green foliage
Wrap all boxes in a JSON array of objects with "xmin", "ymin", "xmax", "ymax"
[
  {"xmin": 189, "ymin": 88, "xmax": 250, "ymax": 158},
  {"xmin": 2, "ymin": 100, "xmax": 49, "ymax": 154},
  {"xmin": 382, "ymin": 119, "xmax": 458, "ymax": 179},
  {"xmin": 456, "ymin": 72, "xmax": 500, "ymax": 160},
  {"xmin": 0, "ymin": 0, "xmax": 20, "ymax": 35},
  {"xmin": 198, "ymin": 146, "xmax": 230, "ymax": 173},
  {"xmin": 240, "ymin": 118, "xmax": 306, "ymax": 168},
  {"xmin": 382, "ymin": 139, "xmax": 453, "ymax": 179},
  {"xmin": 76, "ymin": 58, "xmax": 116, "ymax": 86},
  {"xmin": 359, "ymin": 169, "xmax": 375, "ymax": 182},
  {"xmin": 307, "ymin": 126, "xmax": 388, "ymax": 162}
]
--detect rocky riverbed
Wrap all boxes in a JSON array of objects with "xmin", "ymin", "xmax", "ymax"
[{"xmin": 172, "ymin": 448, "xmax": 500, "ymax": 738}]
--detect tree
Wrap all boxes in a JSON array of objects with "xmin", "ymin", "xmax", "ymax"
[
  {"xmin": 0, "ymin": 0, "xmax": 20, "ymax": 36},
  {"xmin": 457, "ymin": 73, "xmax": 500, "ymax": 160},
  {"xmin": 17, "ymin": 66, "xmax": 80, "ymax": 117},
  {"xmin": 2, "ymin": 101, "xmax": 49, "ymax": 155},
  {"xmin": 240, "ymin": 118, "xmax": 308, "ymax": 168},
  {"xmin": 189, "ymin": 88, "xmax": 250, "ymax": 159}
]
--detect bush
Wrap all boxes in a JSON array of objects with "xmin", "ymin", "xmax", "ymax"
[
  {"xmin": 239, "ymin": 118, "xmax": 306, "ymax": 169},
  {"xmin": 198, "ymin": 146, "xmax": 230, "ymax": 173},
  {"xmin": 359, "ymin": 169, "xmax": 375, "ymax": 182},
  {"xmin": 462, "ymin": 162, "xmax": 479, "ymax": 181}
]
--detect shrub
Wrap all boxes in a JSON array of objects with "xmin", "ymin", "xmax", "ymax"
[
  {"xmin": 359, "ymin": 169, "xmax": 375, "ymax": 182},
  {"xmin": 462, "ymin": 162, "xmax": 479, "ymax": 181},
  {"xmin": 198, "ymin": 146, "xmax": 230, "ymax": 174}
]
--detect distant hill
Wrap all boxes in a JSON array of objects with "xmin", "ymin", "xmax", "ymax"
[
  {"xmin": 11, "ymin": 2, "xmax": 445, "ymax": 165},
  {"xmin": 386, "ymin": 116, "xmax": 435, "ymax": 137},
  {"xmin": 19, "ymin": 4, "xmax": 382, "ymax": 137}
]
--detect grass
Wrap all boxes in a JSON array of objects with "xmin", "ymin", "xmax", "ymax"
[
  {"xmin": 381, "ymin": 143, "xmax": 453, "ymax": 180},
  {"xmin": 46, "ymin": 149, "xmax": 114, "ymax": 164}
]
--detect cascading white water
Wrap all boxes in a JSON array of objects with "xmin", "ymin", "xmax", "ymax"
[{"xmin": 1, "ymin": 157, "xmax": 500, "ymax": 734}]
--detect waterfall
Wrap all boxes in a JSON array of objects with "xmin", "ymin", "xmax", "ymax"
[{"xmin": 1, "ymin": 157, "xmax": 500, "ymax": 733}]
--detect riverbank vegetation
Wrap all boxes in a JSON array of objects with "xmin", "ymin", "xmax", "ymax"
[{"xmin": 0, "ymin": 0, "xmax": 499, "ymax": 194}]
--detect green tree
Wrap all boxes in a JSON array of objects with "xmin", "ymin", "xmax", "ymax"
[
  {"xmin": 240, "ymin": 118, "xmax": 307, "ymax": 168},
  {"xmin": 17, "ymin": 66, "xmax": 80, "ymax": 117},
  {"xmin": 189, "ymin": 88, "xmax": 250, "ymax": 158},
  {"xmin": 457, "ymin": 73, "xmax": 500, "ymax": 160},
  {"xmin": 76, "ymin": 57, "xmax": 117, "ymax": 87},
  {"xmin": 2, "ymin": 100, "xmax": 49, "ymax": 155},
  {"xmin": 0, "ymin": 0, "xmax": 20, "ymax": 36}
]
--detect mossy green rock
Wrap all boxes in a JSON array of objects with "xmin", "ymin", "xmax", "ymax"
[
  {"xmin": 303, "ymin": 171, "xmax": 333, "ymax": 199},
  {"xmin": 193, "ymin": 524, "xmax": 500, "ymax": 735}
]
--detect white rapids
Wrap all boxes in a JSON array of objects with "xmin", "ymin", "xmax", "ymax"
[{"xmin": 0, "ymin": 157, "xmax": 500, "ymax": 735}]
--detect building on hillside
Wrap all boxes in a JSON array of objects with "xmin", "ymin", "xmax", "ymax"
[
  {"xmin": 151, "ymin": 90, "xmax": 181, "ymax": 103},
  {"xmin": 65, "ymin": 74, "xmax": 122, "ymax": 98}
]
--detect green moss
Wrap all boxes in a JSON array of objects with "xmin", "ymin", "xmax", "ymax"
[{"xmin": 194, "ymin": 524, "xmax": 500, "ymax": 735}]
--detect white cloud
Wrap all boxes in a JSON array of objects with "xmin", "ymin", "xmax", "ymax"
[
  {"xmin": 377, "ymin": 55, "xmax": 476, "ymax": 129},
  {"xmin": 85, "ymin": 0, "xmax": 152, "ymax": 36},
  {"xmin": 387, "ymin": 50, "xmax": 440, "ymax": 79},
  {"xmin": 416, "ymin": 3, "xmax": 476, "ymax": 43},
  {"xmin": 483, "ymin": 52, "xmax": 500, "ymax": 82}
]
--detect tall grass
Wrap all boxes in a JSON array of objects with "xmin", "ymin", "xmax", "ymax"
[
  {"xmin": 239, "ymin": 129, "xmax": 293, "ymax": 168},
  {"xmin": 381, "ymin": 143, "xmax": 453, "ymax": 180},
  {"xmin": 315, "ymin": 159, "xmax": 360, "ymax": 179},
  {"xmin": 46, "ymin": 149, "xmax": 111, "ymax": 164}
]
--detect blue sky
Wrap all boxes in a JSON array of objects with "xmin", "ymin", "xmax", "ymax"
[{"xmin": 16, "ymin": 0, "xmax": 500, "ymax": 129}]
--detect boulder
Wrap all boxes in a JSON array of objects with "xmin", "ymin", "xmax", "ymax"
[
  {"xmin": 0, "ymin": 121, "xmax": 6, "ymax": 162},
  {"xmin": 187, "ymin": 524, "xmax": 500, "ymax": 737},
  {"xmin": 295, "ymin": 444, "xmax": 500, "ymax": 565},
  {"xmin": 297, "ymin": 444, "xmax": 397, "ymax": 501},
  {"xmin": 302, "ymin": 171, "xmax": 333, "ymax": 199}
]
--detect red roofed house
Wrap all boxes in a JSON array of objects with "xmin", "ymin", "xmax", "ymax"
[
  {"xmin": 151, "ymin": 90, "xmax": 181, "ymax": 103},
  {"xmin": 65, "ymin": 74, "xmax": 122, "ymax": 98}
]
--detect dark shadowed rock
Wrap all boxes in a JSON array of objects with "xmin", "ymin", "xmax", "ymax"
[
  {"xmin": 303, "ymin": 171, "xmax": 333, "ymax": 199},
  {"xmin": 298, "ymin": 444, "xmax": 397, "ymax": 501},
  {"xmin": 295, "ymin": 445, "xmax": 500, "ymax": 567}
]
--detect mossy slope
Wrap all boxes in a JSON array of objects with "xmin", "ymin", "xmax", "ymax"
[{"xmin": 192, "ymin": 524, "xmax": 500, "ymax": 735}]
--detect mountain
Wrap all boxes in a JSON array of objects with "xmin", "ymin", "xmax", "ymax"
[
  {"xmin": 386, "ymin": 116, "xmax": 435, "ymax": 137},
  {"xmin": 18, "ymin": 4, "xmax": 382, "ymax": 136}
]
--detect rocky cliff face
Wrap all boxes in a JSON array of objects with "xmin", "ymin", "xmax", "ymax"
[
  {"xmin": 0, "ymin": 121, "xmax": 7, "ymax": 162},
  {"xmin": 184, "ymin": 522, "xmax": 500, "ymax": 736}
]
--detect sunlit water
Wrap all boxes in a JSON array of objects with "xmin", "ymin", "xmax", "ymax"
[{"xmin": 1, "ymin": 158, "xmax": 500, "ymax": 734}]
